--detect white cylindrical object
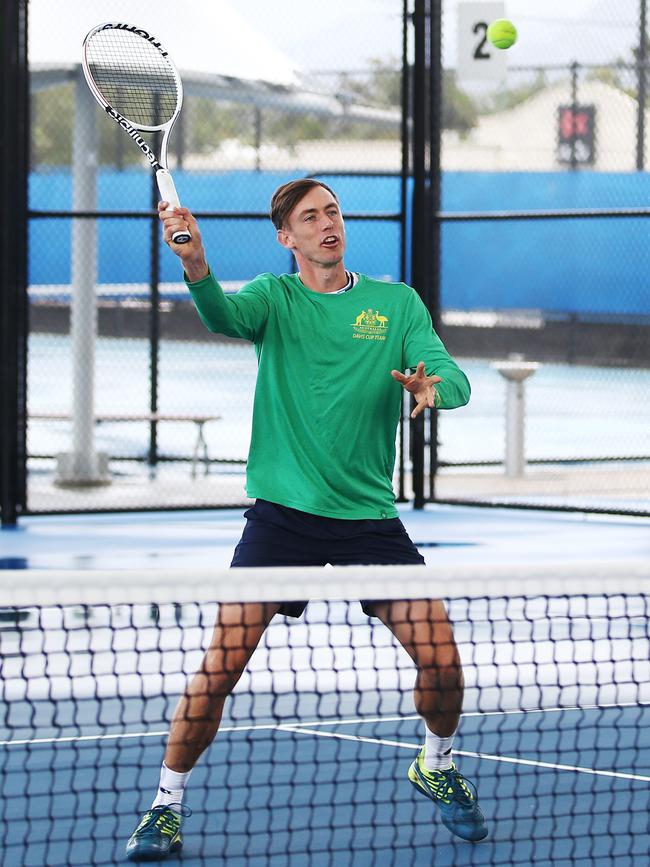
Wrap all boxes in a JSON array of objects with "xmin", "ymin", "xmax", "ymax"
[
  {"xmin": 491, "ymin": 358, "xmax": 540, "ymax": 479},
  {"xmin": 505, "ymin": 379, "xmax": 525, "ymax": 477},
  {"xmin": 55, "ymin": 73, "xmax": 109, "ymax": 486}
]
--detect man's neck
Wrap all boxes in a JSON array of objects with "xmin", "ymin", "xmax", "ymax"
[{"xmin": 297, "ymin": 261, "xmax": 348, "ymax": 294}]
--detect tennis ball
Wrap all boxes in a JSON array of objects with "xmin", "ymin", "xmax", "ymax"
[{"xmin": 487, "ymin": 19, "xmax": 517, "ymax": 50}]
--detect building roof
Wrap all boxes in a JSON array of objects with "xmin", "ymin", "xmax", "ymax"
[{"xmin": 443, "ymin": 80, "xmax": 642, "ymax": 172}]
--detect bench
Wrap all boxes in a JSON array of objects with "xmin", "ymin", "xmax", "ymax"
[{"xmin": 30, "ymin": 412, "xmax": 221, "ymax": 477}]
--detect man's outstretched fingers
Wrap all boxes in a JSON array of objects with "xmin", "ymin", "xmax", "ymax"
[
  {"xmin": 390, "ymin": 367, "xmax": 442, "ymax": 388},
  {"xmin": 411, "ymin": 399, "xmax": 426, "ymax": 419}
]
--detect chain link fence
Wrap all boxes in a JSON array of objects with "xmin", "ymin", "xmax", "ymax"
[
  {"xmin": 429, "ymin": 1, "xmax": 650, "ymax": 514},
  {"xmin": 26, "ymin": 0, "xmax": 405, "ymax": 513},
  {"xmin": 23, "ymin": 0, "xmax": 650, "ymax": 516}
]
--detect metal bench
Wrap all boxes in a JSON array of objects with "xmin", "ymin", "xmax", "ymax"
[{"xmin": 30, "ymin": 412, "xmax": 221, "ymax": 477}]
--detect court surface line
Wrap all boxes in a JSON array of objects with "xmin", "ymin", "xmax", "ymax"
[
  {"xmin": 2, "ymin": 700, "xmax": 646, "ymax": 749},
  {"xmin": 275, "ymin": 700, "xmax": 648, "ymax": 728},
  {"xmin": 3, "ymin": 728, "xmax": 648, "ymax": 783},
  {"xmin": 277, "ymin": 726, "xmax": 650, "ymax": 784}
]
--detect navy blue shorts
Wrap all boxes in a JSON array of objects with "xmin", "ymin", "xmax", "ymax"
[{"xmin": 230, "ymin": 498, "xmax": 425, "ymax": 618}]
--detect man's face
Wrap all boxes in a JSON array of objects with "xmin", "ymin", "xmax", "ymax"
[{"xmin": 277, "ymin": 186, "xmax": 346, "ymax": 268}]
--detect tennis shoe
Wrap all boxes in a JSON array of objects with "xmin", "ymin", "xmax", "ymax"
[
  {"xmin": 125, "ymin": 804, "xmax": 190, "ymax": 861},
  {"xmin": 408, "ymin": 748, "xmax": 488, "ymax": 842}
]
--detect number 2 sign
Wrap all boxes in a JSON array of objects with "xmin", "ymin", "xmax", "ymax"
[{"xmin": 457, "ymin": 2, "xmax": 507, "ymax": 82}]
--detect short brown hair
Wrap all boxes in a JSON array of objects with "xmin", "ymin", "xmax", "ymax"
[{"xmin": 270, "ymin": 179, "xmax": 339, "ymax": 230}]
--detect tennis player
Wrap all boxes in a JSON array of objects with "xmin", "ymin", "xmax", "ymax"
[{"xmin": 126, "ymin": 179, "xmax": 487, "ymax": 860}]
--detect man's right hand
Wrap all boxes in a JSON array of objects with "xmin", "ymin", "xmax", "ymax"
[{"xmin": 158, "ymin": 202, "xmax": 209, "ymax": 282}]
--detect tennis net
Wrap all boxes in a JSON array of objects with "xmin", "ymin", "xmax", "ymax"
[{"xmin": 1, "ymin": 562, "xmax": 649, "ymax": 866}]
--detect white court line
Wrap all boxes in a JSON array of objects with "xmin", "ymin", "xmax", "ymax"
[
  {"xmin": 1, "ymin": 701, "xmax": 647, "ymax": 745},
  {"xmin": 0, "ymin": 729, "xmax": 171, "ymax": 747},
  {"xmin": 279, "ymin": 726, "xmax": 650, "ymax": 785},
  {"xmin": 264, "ymin": 700, "xmax": 649, "ymax": 731},
  {"xmin": 2, "ymin": 700, "xmax": 648, "ymax": 788},
  {"xmin": 451, "ymin": 750, "xmax": 650, "ymax": 783},
  {"xmin": 0, "ymin": 722, "xmax": 282, "ymax": 748},
  {"xmin": 5, "ymin": 723, "xmax": 648, "ymax": 785},
  {"xmin": 277, "ymin": 725, "xmax": 417, "ymax": 753}
]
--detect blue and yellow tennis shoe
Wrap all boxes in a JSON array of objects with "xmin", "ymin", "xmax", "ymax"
[
  {"xmin": 125, "ymin": 804, "xmax": 190, "ymax": 861},
  {"xmin": 408, "ymin": 749, "xmax": 488, "ymax": 842}
]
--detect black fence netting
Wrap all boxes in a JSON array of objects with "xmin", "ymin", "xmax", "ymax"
[{"xmin": 13, "ymin": 1, "xmax": 648, "ymax": 516}]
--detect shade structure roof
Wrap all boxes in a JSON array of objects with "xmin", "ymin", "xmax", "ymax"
[
  {"xmin": 29, "ymin": 0, "xmax": 301, "ymax": 87},
  {"xmin": 28, "ymin": 0, "xmax": 400, "ymax": 125}
]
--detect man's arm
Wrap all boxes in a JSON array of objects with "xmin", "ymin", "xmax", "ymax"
[
  {"xmin": 399, "ymin": 289, "xmax": 471, "ymax": 412},
  {"xmin": 159, "ymin": 202, "xmax": 269, "ymax": 341}
]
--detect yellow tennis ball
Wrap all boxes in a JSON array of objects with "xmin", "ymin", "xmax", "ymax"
[{"xmin": 487, "ymin": 18, "xmax": 517, "ymax": 50}]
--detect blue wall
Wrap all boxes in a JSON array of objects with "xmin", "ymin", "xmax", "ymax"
[
  {"xmin": 440, "ymin": 172, "xmax": 650, "ymax": 317},
  {"xmin": 28, "ymin": 169, "xmax": 650, "ymax": 316}
]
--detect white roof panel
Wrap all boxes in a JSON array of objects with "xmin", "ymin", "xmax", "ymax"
[{"xmin": 28, "ymin": 0, "xmax": 300, "ymax": 87}]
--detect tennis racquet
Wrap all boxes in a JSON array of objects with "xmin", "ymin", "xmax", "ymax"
[{"xmin": 82, "ymin": 22, "xmax": 191, "ymax": 244}]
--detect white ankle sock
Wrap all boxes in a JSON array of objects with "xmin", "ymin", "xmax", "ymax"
[
  {"xmin": 151, "ymin": 763, "xmax": 192, "ymax": 813},
  {"xmin": 423, "ymin": 725, "xmax": 455, "ymax": 771}
]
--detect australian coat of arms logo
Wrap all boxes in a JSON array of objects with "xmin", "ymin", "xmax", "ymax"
[{"xmin": 352, "ymin": 309, "xmax": 389, "ymax": 341}]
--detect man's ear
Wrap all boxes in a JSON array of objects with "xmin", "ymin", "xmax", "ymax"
[{"xmin": 276, "ymin": 228, "xmax": 294, "ymax": 250}]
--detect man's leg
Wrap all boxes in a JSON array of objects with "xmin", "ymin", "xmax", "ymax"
[
  {"xmin": 327, "ymin": 516, "xmax": 451, "ymax": 730},
  {"xmin": 126, "ymin": 601, "xmax": 279, "ymax": 862},
  {"xmin": 126, "ymin": 499, "xmax": 325, "ymax": 861},
  {"xmin": 365, "ymin": 598, "xmax": 488, "ymax": 843},
  {"xmin": 164, "ymin": 601, "xmax": 280, "ymax": 772},
  {"xmin": 365, "ymin": 598, "xmax": 463, "ymax": 738}
]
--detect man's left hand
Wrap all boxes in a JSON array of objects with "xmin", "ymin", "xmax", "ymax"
[{"xmin": 391, "ymin": 361, "xmax": 442, "ymax": 419}]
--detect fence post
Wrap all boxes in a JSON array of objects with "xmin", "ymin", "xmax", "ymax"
[
  {"xmin": 637, "ymin": 0, "xmax": 648, "ymax": 171},
  {"xmin": 411, "ymin": 0, "xmax": 443, "ymax": 508},
  {"xmin": 0, "ymin": 0, "xmax": 29, "ymax": 526}
]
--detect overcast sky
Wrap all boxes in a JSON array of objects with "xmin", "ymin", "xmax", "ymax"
[
  {"xmin": 29, "ymin": 0, "xmax": 645, "ymax": 81},
  {"xmin": 235, "ymin": 0, "xmax": 642, "ymax": 71}
]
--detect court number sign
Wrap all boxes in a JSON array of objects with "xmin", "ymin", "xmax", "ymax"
[{"xmin": 457, "ymin": 2, "xmax": 507, "ymax": 82}]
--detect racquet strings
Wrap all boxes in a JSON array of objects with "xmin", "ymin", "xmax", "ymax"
[{"xmin": 85, "ymin": 29, "xmax": 179, "ymax": 128}]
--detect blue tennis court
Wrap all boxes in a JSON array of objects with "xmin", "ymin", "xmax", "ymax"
[
  {"xmin": 2, "ymin": 505, "xmax": 648, "ymax": 866},
  {"xmin": 4, "ymin": 704, "xmax": 649, "ymax": 866}
]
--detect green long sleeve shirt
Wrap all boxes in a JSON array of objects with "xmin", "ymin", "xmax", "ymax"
[{"xmin": 187, "ymin": 270, "xmax": 470, "ymax": 519}]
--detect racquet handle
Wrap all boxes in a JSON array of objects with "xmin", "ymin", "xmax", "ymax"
[{"xmin": 157, "ymin": 169, "xmax": 192, "ymax": 244}]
